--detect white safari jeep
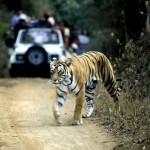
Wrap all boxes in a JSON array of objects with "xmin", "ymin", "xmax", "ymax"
[{"xmin": 6, "ymin": 28, "xmax": 66, "ymax": 77}]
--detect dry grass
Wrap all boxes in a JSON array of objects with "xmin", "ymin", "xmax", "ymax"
[{"xmin": 94, "ymin": 83, "xmax": 150, "ymax": 150}]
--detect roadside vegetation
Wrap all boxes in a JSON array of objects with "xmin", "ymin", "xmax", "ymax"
[
  {"xmin": 95, "ymin": 38, "xmax": 150, "ymax": 149},
  {"xmin": 0, "ymin": 0, "xmax": 150, "ymax": 149}
]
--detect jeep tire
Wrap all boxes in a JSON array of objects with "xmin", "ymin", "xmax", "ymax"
[{"xmin": 25, "ymin": 46, "xmax": 47, "ymax": 66}]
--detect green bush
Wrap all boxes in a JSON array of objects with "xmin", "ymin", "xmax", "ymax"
[
  {"xmin": 0, "ymin": 41, "xmax": 9, "ymax": 77},
  {"xmin": 94, "ymin": 37, "xmax": 150, "ymax": 149},
  {"xmin": 116, "ymin": 39, "xmax": 150, "ymax": 97}
]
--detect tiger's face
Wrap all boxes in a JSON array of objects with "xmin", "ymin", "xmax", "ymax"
[{"xmin": 50, "ymin": 58, "xmax": 72, "ymax": 85}]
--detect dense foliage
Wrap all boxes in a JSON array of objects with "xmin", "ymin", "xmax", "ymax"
[{"xmin": 0, "ymin": 0, "xmax": 149, "ymax": 149}]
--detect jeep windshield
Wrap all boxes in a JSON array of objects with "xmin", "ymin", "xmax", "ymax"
[{"xmin": 20, "ymin": 29, "xmax": 60, "ymax": 44}]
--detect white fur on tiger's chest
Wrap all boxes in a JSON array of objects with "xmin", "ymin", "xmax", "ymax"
[{"xmin": 68, "ymin": 77, "xmax": 80, "ymax": 94}]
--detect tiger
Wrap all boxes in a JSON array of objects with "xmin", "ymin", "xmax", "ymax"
[{"xmin": 50, "ymin": 51, "xmax": 121, "ymax": 126}]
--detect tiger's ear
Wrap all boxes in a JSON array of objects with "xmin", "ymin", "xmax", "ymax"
[{"xmin": 65, "ymin": 58, "xmax": 72, "ymax": 66}]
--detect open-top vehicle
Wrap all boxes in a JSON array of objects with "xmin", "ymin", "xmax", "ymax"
[{"xmin": 6, "ymin": 28, "xmax": 66, "ymax": 77}]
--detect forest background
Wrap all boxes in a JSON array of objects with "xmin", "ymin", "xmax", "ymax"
[{"xmin": 0, "ymin": 0, "xmax": 150, "ymax": 149}]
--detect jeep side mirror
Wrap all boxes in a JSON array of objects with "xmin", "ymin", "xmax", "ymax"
[{"xmin": 5, "ymin": 37, "xmax": 15, "ymax": 48}]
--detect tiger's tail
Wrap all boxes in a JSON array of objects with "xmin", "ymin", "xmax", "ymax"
[{"xmin": 100, "ymin": 56, "xmax": 122, "ymax": 112}]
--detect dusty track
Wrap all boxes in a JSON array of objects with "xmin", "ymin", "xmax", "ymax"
[{"xmin": 0, "ymin": 78, "xmax": 118, "ymax": 150}]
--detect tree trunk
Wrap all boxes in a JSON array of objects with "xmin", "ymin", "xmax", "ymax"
[{"xmin": 146, "ymin": 1, "xmax": 150, "ymax": 33}]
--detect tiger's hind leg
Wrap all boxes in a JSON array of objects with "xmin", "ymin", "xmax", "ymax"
[{"xmin": 82, "ymin": 80, "xmax": 97, "ymax": 118}]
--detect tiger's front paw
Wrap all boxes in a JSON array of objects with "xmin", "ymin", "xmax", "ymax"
[
  {"xmin": 71, "ymin": 119, "xmax": 83, "ymax": 126},
  {"xmin": 53, "ymin": 111, "xmax": 64, "ymax": 125}
]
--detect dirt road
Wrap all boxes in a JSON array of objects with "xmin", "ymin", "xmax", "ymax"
[{"xmin": 0, "ymin": 78, "xmax": 118, "ymax": 150}]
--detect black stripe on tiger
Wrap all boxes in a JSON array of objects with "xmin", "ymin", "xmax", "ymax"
[
  {"xmin": 67, "ymin": 70, "xmax": 73, "ymax": 86},
  {"xmin": 58, "ymin": 87, "xmax": 67, "ymax": 94},
  {"xmin": 57, "ymin": 102, "xmax": 63, "ymax": 107},
  {"xmin": 85, "ymin": 89, "xmax": 94, "ymax": 96},
  {"xmin": 71, "ymin": 78, "xmax": 79, "ymax": 92},
  {"xmin": 57, "ymin": 92, "xmax": 66, "ymax": 100}
]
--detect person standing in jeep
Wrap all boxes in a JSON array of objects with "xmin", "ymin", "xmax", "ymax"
[
  {"xmin": 10, "ymin": 8, "xmax": 21, "ymax": 31},
  {"xmin": 13, "ymin": 18, "xmax": 31, "ymax": 40}
]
